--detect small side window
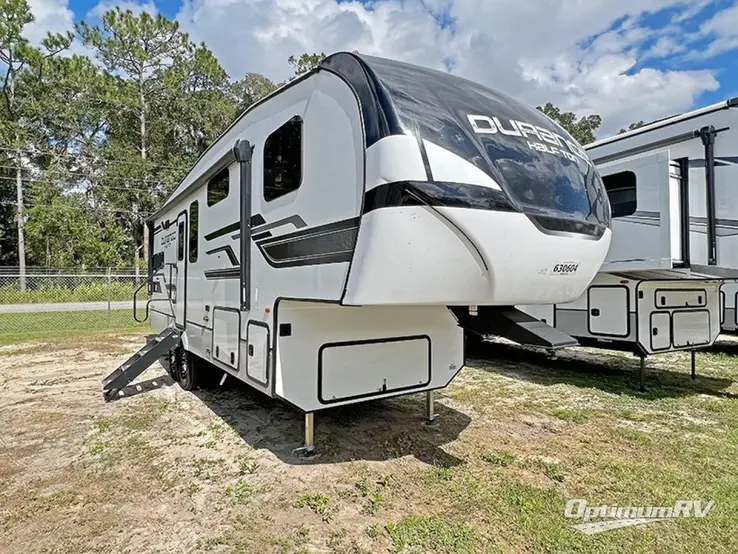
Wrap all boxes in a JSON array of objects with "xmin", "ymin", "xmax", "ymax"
[
  {"xmin": 264, "ymin": 116, "xmax": 302, "ymax": 202},
  {"xmin": 189, "ymin": 201, "xmax": 199, "ymax": 263},
  {"xmin": 177, "ymin": 221, "xmax": 185, "ymax": 261},
  {"xmin": 602, "ymin": 171, "xmax": 637, "ymax": 218},
  {"xmin": 207, "ymin": 168, "xmax": 230, "ymax": 207}
]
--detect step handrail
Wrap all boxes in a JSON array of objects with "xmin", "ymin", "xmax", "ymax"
[{"xmin": 133, "ymin": 267, "xmax": 176, "ymax": 323}]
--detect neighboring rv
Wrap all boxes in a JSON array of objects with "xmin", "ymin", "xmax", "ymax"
[
  {"xmin": 103, "ymin": 52, "xmax": 613, "ymax": 453},
  {"xmin": 515, "ymin": 100, "xmax": 738, "ymax": 388},
  {"xmin": 586, "ymin": 97, "xmax": 738, "ymax": 331},
  {"xmin": 520, "ymin": 271, "xmax": 722, "ymax": 355}
]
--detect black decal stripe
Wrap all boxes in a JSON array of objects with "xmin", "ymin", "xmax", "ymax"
[
  {"xmin": 363, "ymin": 181, "xmax": 517, "ymax": 214},
  {"xmin": 205, "ymin": 245, "xmax": 239, "ymax": 266},
  {"xmin": 204, "ymin": 222, "xmax": 240, "ymax": 241},
  {"xmin": 256, "ymin": 218, "xmax": 359, "ymax": 268},
  {"xmin": 252, "ymin": 231, "xmax": 272, "ymax": 241},
  {"xmin": 204, "ymin": 216, "xmax": 264, "ymax": 242},
  {"xmin": 252, "ymin": 214, "xmax": 308, "ymax": 234},
  {"xmin": 204, "ymin": 268, "xmax": 240, "ymax": 280}
]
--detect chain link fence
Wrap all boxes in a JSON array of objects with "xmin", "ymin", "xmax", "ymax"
[{"xmin": 0, "ymin": 269, "xmax": 149, "ymax": 342}]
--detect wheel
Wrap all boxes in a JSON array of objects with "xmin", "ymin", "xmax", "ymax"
[
  {"xmin": 177, "ymin": 349, "xmax": 200, "ymax": 391},
  {"xmin": 166, "ymin": 347, "xmax": 180, "ymax": 380}
]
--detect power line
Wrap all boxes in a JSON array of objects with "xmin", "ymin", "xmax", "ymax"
[
  {"xmin": 0, "ymin": 165, "xmax": 171, "ymax": 185},
  {"xmin": 0, "ymin": 145, "xmax": 189, "ymax": 171},
  {"xmin": 0, "ymin": 175, "xmax": 170, "ymax": 192},
  {"xmin": 0, "ymin": 199, "xmax": 152, "ymax": 216}
]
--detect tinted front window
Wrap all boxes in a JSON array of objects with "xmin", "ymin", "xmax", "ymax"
[{"xmin": 360, "ymin": 55, "xmax": 610, "ymax": 231}]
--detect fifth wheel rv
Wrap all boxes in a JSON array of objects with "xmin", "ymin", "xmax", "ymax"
[
  {"xmin": 102, "ymin": 52, "xmax": 612, "ymax": 453},
  {"xmin": 587, "ymin": 97, "xmax": 738, "ymax": 331},
  {"xmin": 518, "ymin": 99, "xmax": 738, "ymax": 390}
]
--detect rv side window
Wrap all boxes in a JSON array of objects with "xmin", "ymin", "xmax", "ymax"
[
  {"xmin": 189, "ymin": 200, "xmax": 199, "ymax": 263},
  {"xmin": 602, "ymin": 171, "xmax": 637, "ymax": 218},
  {"xmin": 264, "ymin": 116, "xmax": 302, "ymax": 202},
  {"xmin": 177, "ymin": 221, "xmax": 185, "ymax": 261},
  {"xmin": 207, "ymin": 168, "xmax": 229, "ymax": 207}
]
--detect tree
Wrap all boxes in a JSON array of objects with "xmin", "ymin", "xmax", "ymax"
[
  {"xmin": 25, "ymin": 178, "xmax": 128, "ymax": 267},
  {"xmin": 619, "ymin": 121, "xmax": 646, "ymax": 134},
  {"xmin": 0, "ymin": 0, "xmax": 72, "ymax": 286},
  {"xmin": 287, "ymin": 52, "xmax": 325, "ymax": 78},
  {"xmin": 78, "ymin": 9, "xmax": 234, "ymax": 273},
  {"xmin": 232, "ymin": 72, "xmax": 277, "ymax": 113},
  {"xmin": 537, "ymin": 102, "xmax": 602, "ymax": 145}
]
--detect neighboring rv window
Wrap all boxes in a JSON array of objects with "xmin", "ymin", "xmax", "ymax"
[
  {"xmin": 264, "ymin": 116, "xmax": 302, "ymax": 202},
  {"xmin": 189, "ymin": 201, "xmax": 199, "ymax": 263},
  {"xmin": 177, "ymin": 221, "xmax": 185, "ymax": 261},
  {"xmin": 602, "ymin": 171, "xmax": 637, "ymax": 218},
  {"xmin": 207, "ymin": 168, "xmax": 229, "ymax": 207}
]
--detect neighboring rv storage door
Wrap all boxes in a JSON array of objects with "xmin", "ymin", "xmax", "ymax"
[
  {"xmin": 650, "ymin": 312, "xmax": 671, "ymax": 351},
  {"xmin": 588, "ymin": 286, "xmax": 629, "ymax": 337},
  {"xmin": 673, "ymin": 311, "xmax": 710, "ymax": 348},
  {"xmin": 247, "ymin": 322, "xmax": 269, "ymax": 386}
]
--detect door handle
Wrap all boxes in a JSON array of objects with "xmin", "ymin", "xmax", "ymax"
[{"xmin": 590, "ymin": 308, "xmax": 601, "ymax": 317}]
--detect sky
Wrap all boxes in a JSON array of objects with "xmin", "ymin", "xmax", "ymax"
[{"xmin": 24, "ymin": 0, "xmax": 738, "ymax": 138}]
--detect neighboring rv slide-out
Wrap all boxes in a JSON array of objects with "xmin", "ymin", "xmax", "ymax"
[
  {"xmin": 589, "ymin": 97, "xmax": 738, "ymax": 332},
  {"xmin": 514, "ymin": 98, "xmax": 738, "ymax": 372},
  {"xmin": 103, "ymin": 52, "xmax": 614, "ymax": 453}
]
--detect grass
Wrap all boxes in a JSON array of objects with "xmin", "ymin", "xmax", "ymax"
[
  {"xmin": 0, "ymin": 282, "xmax": 137, "ymax": 305},
  {"xmin": 2, "ymin": 332, "xmax": 737, "ymax": 553},
  {"xmin": 386, "ymin": 516, "xmax": 476, "ymax": 554},
  {"xmin": 0, "ymin": 309, "xmax": 146, "ymax": 345},
  {"xmin": 295, "ymin": 493, "xmax": 334, "ymax": 522}
]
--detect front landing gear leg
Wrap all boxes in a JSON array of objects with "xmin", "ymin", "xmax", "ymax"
[
  {"xmin": 691, "ymin": 350, "xmax": 697, "ymax": 381},
  {"xmin": 639, "ymin": 355, "xmax": 646, "ymax": 393},
  {"xmin": 293, "ymin": 412, "xmax": 318, "ymax": 459},
  {"xmin": 424, "ymin": 390, "xmax": 439, "ymax": 426}
]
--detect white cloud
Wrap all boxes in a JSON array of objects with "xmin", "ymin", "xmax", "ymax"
[
  {"xmin": 176, "ymin": 0, "xmax": 730, "ymax": 138},
  {"xmin": 698, "ymin": 3, "xmax": 738, "ymax": 58},
  {"xmin": 24, "ymin": 0, "xmax": 75, "ymax": 43},
  {"xmin": 88, "ymin": 0, "xmax": 158, "ymax": 19},
  {"xmin": 23, "ymin": 0, "xmax": 734, "ymax": 140}
]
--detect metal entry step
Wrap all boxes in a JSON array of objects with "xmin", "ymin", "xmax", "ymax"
[{"xmin": 102, "ymin": 327, "xmax": 180, "ymax": 400}]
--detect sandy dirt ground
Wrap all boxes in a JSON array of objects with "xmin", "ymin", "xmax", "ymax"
[{"xmin": 1, "ymin": 333, "xmax": 736, "ymax": 554}]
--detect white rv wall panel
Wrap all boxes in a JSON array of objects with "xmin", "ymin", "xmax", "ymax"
[
  {"xmin": 364, "ymin": 135, "xmax": 427, "ymax": 191},
  {"xmin": 600, "ymin": 152, "xmax": 672, "ymax": 271},
  {"xmin": 344, "ymin": 207, "xmax": 610, "ymax": 306},
  {"xmin": 274, "ymin": 301, "xmax": 462, "ymax": 412}
]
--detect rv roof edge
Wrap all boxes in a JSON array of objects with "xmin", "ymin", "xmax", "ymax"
[{"xmin": 586, "ymin": 97, "xmax": 736, "ymax": 151}]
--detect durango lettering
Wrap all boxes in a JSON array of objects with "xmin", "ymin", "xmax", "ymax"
[{"xmin": 466, "ymin": 113, "xmax": 591, "ymax": 167}]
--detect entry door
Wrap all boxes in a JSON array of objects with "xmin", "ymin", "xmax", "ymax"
[{"xmin": 174, "ymin": 212, "xmax": 187, "ymax": 326}]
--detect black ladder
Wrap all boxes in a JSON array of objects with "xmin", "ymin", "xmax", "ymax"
[{"xmin": 102, "ymin": 327, "xmax": 180, "ymax": 400}]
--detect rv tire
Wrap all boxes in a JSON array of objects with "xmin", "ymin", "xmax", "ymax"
[
  {"xmin": 178, "ymin": 350, "xmax": 201, "ymax": 391},
  {"xmin": 166, "ymin": 347, "xmax": 180, "ymax": 380}
]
